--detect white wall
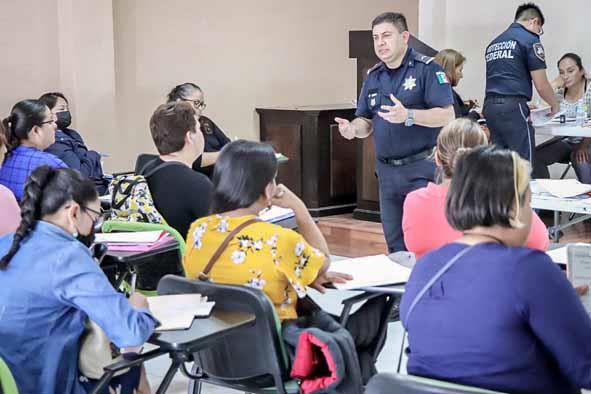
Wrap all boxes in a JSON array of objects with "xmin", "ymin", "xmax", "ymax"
[{"xmin": 419, "ymin": 0, "xmax": 591, "ymax": 103}]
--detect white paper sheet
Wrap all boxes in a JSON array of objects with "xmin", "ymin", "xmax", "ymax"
[
  {"xmin": 329, "ymin": 254, "xmax": 411, "ymax": 290},
  {"xmin": 567, "ymin": 244, "xmax": 591, "ymax": 317},
  {"xmin": 94, "ymin": 231, "xmax": 165, "ymax": 244},
  {"xmin": 258, "ymin": 206, "xmax": 295, "ymax": 223},
  {"xmin": 148, "ymin": 294, "xmax": 215, "ymax": 331},
  {"xmin": 535, "ymin": 179, "xmax": 591, "ymax": 198},
  {"xmin": 546, "ymin": 246, "xmax": 567, "ymax": 265},
  {"xmin": 531, "ymin": 106, "xmax": 566, "ymax": 127}
]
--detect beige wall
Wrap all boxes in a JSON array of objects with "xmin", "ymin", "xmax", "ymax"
[
  {"xmin": 0, "ymin": 1, "xmax": 418, "ymax": 172},
  {"xmin": 0, "ymin": 0, "xmax": 117, "ymax": 168},
  {"xmin": 112, "ymin": 0, "xmax": 418, "ymax": 170},
  {"xmin": 419, "ymin": 0, "xmax": 591, "ymax": 104}
]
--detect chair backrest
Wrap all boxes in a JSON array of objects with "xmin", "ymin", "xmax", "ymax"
[
  {"xmin": 365, "ymin": 373, "xmax": 507, "ymax": 394},
  {"xmin": 156, "ymin": 275, "xmax": 290, "ymax": 388},
  {"xmin": 0, "ymin": 356, "xmax": 18, "ymax": 394},
  {"xmin": 134, "ymin": 153, "xmax": 159, "ymax": 174}
]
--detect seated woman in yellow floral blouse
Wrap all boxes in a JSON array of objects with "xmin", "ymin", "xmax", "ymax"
[{"xmin": 184, "ymin": 140, "xmax": 351, "ymax": 321}]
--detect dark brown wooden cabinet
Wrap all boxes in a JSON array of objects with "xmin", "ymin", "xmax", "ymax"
[{"xmin": 256, "ymin": 104, "xmax": 357, "ymax": 217}]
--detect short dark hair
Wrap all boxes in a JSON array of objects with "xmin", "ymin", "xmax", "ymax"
[
  {"xmin": 515, "ymin": 3, "xmax": 545, "ymax": 26},
  {"xmin": 166, "ymin": 83, "xmax": 202, "ymax": 103},
  {"xmin": 0, "ymin": 166, "xmax": 97, "ymax": 269},
  {"xmin": 2, "ymin": 99, "xmax": 49, "ymax": 152},
  {"xmin": 371, "ymin": 12, "xmax": 408, "ymax": 33},
  {"xmin": 211, "ymin": 140, "xmax": 278, "ymax": 213},
  {"xmin": 38, "ymin": 92, "xmax": 69, "ymax": 110},
  {"xmin": 446, "ymin": 146, "xmax": 530, "ymax": 231},
  {"xmin": 149, "ymin": 101, "xmax": 198, "ymax": 155}
]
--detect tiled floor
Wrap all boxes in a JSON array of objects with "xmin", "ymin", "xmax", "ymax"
[{"xmin": 144, "ymin": 211, "xmax": 591, "ymax": 392}]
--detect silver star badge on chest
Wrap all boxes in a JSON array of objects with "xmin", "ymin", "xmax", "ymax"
[{"xmin": 403, "ymin": 76, "xmax": 416, "ymax": 91}]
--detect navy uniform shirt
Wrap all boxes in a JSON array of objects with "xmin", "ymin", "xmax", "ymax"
[
  {"xmin": 356, "ymin": 48, "xmax": 454, "ymax": 160},
  {"xmin": 485, "ymin": 23, "xmax": 547, "ymax": 100}
]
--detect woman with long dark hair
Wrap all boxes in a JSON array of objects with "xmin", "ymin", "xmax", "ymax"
[
  {"xmin": 0, "ymin": 166, "xmax": 156, "ymax": 394},
  {"xmin": 0, "ymin": 99, "xmax": 67, "ymax": 201}
]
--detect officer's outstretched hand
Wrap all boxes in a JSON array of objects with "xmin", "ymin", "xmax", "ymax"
[
  {"xmin": 335, "ymin": 117, "xmax": 356, "ymax": 140},
  {"xmin": 379, "ymin": 94, "xmax": 408, "ymax": 124}
]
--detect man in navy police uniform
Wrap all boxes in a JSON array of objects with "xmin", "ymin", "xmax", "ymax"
[
  {"xmin": 335, "ymin": 12, "xmax": 454, "ymax": 252},
  {"xmin": 483, "ymin": 2, "xmax": 559, "ymax": 163}
]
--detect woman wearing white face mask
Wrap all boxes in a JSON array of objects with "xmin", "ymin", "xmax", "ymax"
[
  {"xmin": 534, "ymin": 53, "xmax": 591, "ymax": 183},
  {"xmin": 0, "ymin": 166, "xmax": 157, "ymax": 394}
]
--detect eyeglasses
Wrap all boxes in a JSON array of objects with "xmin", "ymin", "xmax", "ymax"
[
  {"xmin": 182, "ymin": 98, "xmax": 207, "ymax": 110},
  {"xmin": 82, "ymin": 206, "xmax": 105, "ymax": 231},
  {"xmin": 39, "ymin": 118, "xmax": 57, "ymax": 126}
]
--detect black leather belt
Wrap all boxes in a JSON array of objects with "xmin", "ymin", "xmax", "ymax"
[
  {"xmin": 379, "ymin": 148, "xmax": 433, "ymax": 167},
  {"xmin": 485, "ymin": 95, "xmax": 528, "ymax": 104}
]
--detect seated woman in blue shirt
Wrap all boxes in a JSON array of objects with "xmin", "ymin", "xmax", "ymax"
[
  {"xmin": 167, "ymin": 83, "xmax": 231, "ymax": 178},
  {"xmin": 0, "ymin": 166, "xmax": 157, "ymax": 394},
  {"xmin": 400, "ymin": 146, "xmax": 591, "ymax": 394},
  {"xmin": 0, "ymin": 99, "xmax": 67, "ymax": 201},
  {"xmin": 39, "ymin": 92, "xmax": 109, "ymax": 194}
]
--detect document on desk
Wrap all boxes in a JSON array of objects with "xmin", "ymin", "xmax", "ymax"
[
  {"xmin": 258, "ymin": 206, "xmax": 295, "ymax": 223},
  {"xmin": 536, "ymin": 179, "xmax": 591, "ymax": 198},
  {"xmin": 95, "ymin": 231, "xmax": 166, "ymax": 244},
  {"xmin": 531, "ymin": 106, "xmax": 566, "ymax": 127},
  {"xmin": 148, "ymin": 294, "xmax": 215, "ymax": 331},
  {"xmin": 567, "ymin": 244, "xmax": 591, "ymax": 316},
  {"xmin": 329, "ymin": 254, "xmax": 411, "ymax": 290}
]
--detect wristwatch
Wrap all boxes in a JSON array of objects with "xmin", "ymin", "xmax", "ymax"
[{"xmin": 404, "ymin": 109, "xmax": 415, "ymax": 127}]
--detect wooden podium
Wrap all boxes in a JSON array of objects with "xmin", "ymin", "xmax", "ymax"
[
  {"xmin": 349, "ymin": 31, "xmax": 438, "ymax": 221},
  {"xmin": 257, "ymin": 104, "xmax": 357, "ymax": 217}
]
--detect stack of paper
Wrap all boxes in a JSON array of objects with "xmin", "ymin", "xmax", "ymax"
[
  {"xmin": 148, "ymin": 294, "xmax": 215, "ymax": 331},
  {"xmin": 258, "ymin": 206, "xmax": 295, "ymax": 223},
  {"xmin": 94, "ymin": 231, "xmax": 174, "ymax": 252},
  {"xmin": 328, "ymin": 254, "xmax": 411, "ymax": 290},
  {"xmin": 535, "ymin": 179, "xmax": 591, "ymax": 198}
]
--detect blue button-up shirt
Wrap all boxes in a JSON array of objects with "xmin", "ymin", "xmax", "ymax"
[
  {"xmin": 0, "ymin": 221, "xmax": 157, "ymax": 394},
  {"xmin": 485, "ymin": 23, "xmax": 547, "ymax": 100},
  {"xmin": 0, "ymin": 145, "xmax": 67, "ymax": 201},
  {"xmin": 355, "ymin": 48, "xmax": 454, "ymax": 160}
]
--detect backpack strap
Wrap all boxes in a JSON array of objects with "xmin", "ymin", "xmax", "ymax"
[
  {"xmin": 139, "ymin": 159, "xmax": 186, "ymax": 178},
  {"xmin": 198, "ymin": 218, "xmax": 260, "ymax": 281}
]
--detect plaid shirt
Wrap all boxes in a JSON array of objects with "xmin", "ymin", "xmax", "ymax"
[{"xmin": 0, "ymin": 146, "xmax": 67, "ymax": 201}]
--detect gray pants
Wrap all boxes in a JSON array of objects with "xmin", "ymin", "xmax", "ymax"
[{"xmin": 533, "ymin": 138, "xmax": 591, "ymax": 183}]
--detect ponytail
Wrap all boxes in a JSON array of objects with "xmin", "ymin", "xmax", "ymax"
[
  {"xmin": 0, "ymin": 166, "xmax": 55, "ymax": 269},
  {"xmin": 0, "ymin": 166, "xmax": 98, "ymax": 269}
]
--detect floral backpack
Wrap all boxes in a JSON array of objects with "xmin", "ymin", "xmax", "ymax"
[{"xmin": 108, "ymin": 160, "xmax": 182, "ymax": 223}]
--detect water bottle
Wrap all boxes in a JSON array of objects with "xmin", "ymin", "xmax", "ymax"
[{"xmin": 576, "ymin": 102, "xmax": 586, "ymax": 126}]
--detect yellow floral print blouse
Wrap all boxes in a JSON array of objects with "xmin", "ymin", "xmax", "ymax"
[{"xmin": 184, "ymin": 214, "xmax": 326, "ymax": 321}]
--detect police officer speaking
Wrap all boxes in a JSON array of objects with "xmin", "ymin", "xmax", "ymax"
[
  {"xmin": 335, "ymin": 12, "xmax": 454, "ymax": 253},
  {"xmin": 483, "ymin": 2, "xmax": 559, "ymax": 162}
]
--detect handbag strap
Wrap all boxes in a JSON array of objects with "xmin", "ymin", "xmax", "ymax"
[
  {"xmin": 198, "ymin": 218, "xmax": 260, "ymax": 281},
  {"xmin": 403, "ymin": 244, "xmax": 476, "ymax": 327}
]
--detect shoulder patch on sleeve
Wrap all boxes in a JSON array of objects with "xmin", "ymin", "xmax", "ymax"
[
  {"xmin": 366, "ymin": 62, "xmax": 382, "ymax": 75},
  {"xmin": 413, "ymin": 53, "xmax": 434, "ymax": 64},
  {"xmin": 435, "ymin": 71, "xmax": 450, "ymax": 85},
  {"xmin": 533, "ymin": 42, "xmax": 545, "ymax": 62}
]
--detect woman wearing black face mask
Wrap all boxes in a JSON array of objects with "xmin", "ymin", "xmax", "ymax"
[
  {"xmin": 39, "ymin": 92, "xmax": 109, "ymax": 194},
  {"xmin": 0, "ymin": 166, "xmax": 156, "ymax": 393}
]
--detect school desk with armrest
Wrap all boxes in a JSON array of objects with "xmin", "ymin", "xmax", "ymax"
[
  {"xmin": 0, "ymin": 356, "xmax": 18, "ymax": 394},
  {"xmin": 156, "ymin": 275, "xmax": 300, "ymax": 394},
  {"xmin": 100, "ymin": 221, "xmax": 186, "ymax": 295}
]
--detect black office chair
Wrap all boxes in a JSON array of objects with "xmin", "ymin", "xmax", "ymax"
[
  {"xmin": 156, "ymin": 275, "xmax": 299, "ymax": 394},
  {"xmin": 365, "ymin": 373, "xmax": 506, "ymax": 394},
  {"xmin": 134, "ymin": 153, "xmax": 159, "ymax": 174}
]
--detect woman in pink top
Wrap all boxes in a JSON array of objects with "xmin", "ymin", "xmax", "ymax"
[
  {"xmin": 402, "ymin": 118, "xmax": 548, "ymax": 259},
  {"xmin": 0, "ymin": 124, "xmax": 20, "ymax": 237}
]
